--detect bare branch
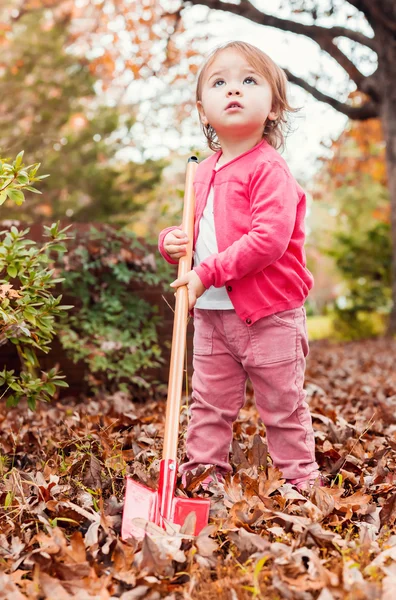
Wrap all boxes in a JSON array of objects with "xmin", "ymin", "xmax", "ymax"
[
  {"xmin": 284, "ymin": 68, "xmax": 380, "ymax": 119},
  {"xmin": 183, "ymin": 0, "xmax": 377, "ymax": 51},
  {"xmin": 344, "ymin": 0, "xmax": 370, "ymax": 15},
  {"xmin": 319, "ymin": 39, "xmax": 368, "ymax": 85},
  {"xmin": 346, "ymin": 0, "xmax": 396, "ymax": 32}
]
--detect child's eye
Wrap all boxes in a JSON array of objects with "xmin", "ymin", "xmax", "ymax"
[
  {"xmin": 213, "ymin": 79, "xmax": 225, "ymax": 87},
  {"xmin": 244, "ymin": 76, "xmax": 257, "ymax": 85}
]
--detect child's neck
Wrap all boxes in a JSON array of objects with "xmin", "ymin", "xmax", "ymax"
[{"xmin": 217, "ymin": 133, "xmax": 264, "ymax": 166}]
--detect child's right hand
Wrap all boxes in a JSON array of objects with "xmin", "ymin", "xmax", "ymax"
[{"xmin": 164, "ymin": 229, "xmax": 190, "ymax": 261}]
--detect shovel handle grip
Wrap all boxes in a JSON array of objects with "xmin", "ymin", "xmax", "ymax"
[{"xmin": 162, "ymin": 156, "xmax": 198, "ymax": 462}]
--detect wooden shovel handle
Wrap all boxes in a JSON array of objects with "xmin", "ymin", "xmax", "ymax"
[{"xmin": 162, "ymin": 156, "xmax": 198, "ymax": 462}]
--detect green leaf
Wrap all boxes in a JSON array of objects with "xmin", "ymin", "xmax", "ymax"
[
  {"xmin": 6, "ymin": 395, "xmax": 16, "ymax": 408},
  {"xmin": 17, "ymin": 172, "xmax": 29, "ymax": 184},
  {"xmin": 14, "ymin": 151, "xmax": 24, "ymax": 169},
  {"xmin": 7, "ymin": 265, "xmax": 17, "ymax": 278},
  {"xmin": 24, "ymin": 186, "xmax": 42, "ymax": 194},
  {"xmin": 27, "ymin": 397, "xmax": 36, "ymax": 411},
  {"xmin": 52, "ymin": 379, "xmax": 69, "ymax": 387},
  {"xmin": 24, "ymin": 347, "xmax": 38, "ymax": 367},
  {"xmin": 24, "ymin": 313, "xmax": 36, "ymax": 326},
  {"xmin": 19, "ymin": 326, "xmax": 31, "ymax": 337},
  {"xmin": 4, "ymin": 491, "xmax": 13, "ymax": 509},
  {"xmin": 50, "ymin": 244, "xmax": 67, "ymax": 253},
  {"xmin": 7, "ymin": 189, "xmax": 25, "ymax": 205},
  {"xmin": 9, "ymin": 382, "xmax": 23, "ymax": 392},
  {"xmin": 0, "ymin": 191, "xmax": 7, "ymax": 205},
  {"xmin": 43, "ymin": 383, "xmax": 56, "ymax": 396}
]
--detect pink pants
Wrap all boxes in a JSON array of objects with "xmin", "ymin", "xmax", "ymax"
[{"xmin": 181, "ymin": 306, "xmax": 319, "ymax": 483}]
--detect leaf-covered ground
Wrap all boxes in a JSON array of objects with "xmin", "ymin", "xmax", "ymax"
[{"xmin": 0, "ymin": 338, "xmax": 396, "ymax": 599}]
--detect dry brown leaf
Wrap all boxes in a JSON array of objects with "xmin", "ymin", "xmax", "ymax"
[
  {"xmin": 195, "ymin": 525, "xmax": 219, "ymax": 557},
  {"xmin": 258, "ymin": 467, "xmax": 285, "ymax": 498},
  {"xmin": 83, "ymin": 454, "xmax": 103, "ymax": 490},
  {"xmin": 39, "ymin": 572, "xmax": 73, "ymax": 600},
  {"xmin": 0, "ymin": 572, "xmax": 27, "ymax": 600}
]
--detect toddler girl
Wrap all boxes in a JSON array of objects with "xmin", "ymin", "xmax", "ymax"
[{"xmin": 158, "ymin": 41, "xmax": 320, "ymax": 491}]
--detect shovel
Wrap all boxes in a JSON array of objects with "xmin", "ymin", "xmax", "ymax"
[{"xmin": 121, "ymin": 156, "xmax": 210, "ymax": 541}]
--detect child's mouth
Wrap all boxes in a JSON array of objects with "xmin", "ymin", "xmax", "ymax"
[{"xmin": 226, "ymin": 104, "xmax": 243, "ymax": 112}]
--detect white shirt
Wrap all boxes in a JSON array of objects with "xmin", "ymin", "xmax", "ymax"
[{"xmin": 194, "ymin": 162, "xmax": 234, "ymax": 310}]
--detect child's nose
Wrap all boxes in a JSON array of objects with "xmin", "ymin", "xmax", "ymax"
[{"xmin": 227, "ymin": 88, "xmax": 241, "ymax": 96}]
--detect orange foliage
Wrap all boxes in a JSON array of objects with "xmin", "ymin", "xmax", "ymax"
[
  {"xmin": 319, "ymin": 117, "xmax": 386, "ymax": 189},
  {"xmin": 2, "ymin": 0, "xmax": 203, "ymax": 125},
  {"xmin": 315, "ymin": 92, "xmax": 389, "ymax": 225},
  {"xmin": 69, "ymin": 0, "xmax": 201, "ymax": 85}
]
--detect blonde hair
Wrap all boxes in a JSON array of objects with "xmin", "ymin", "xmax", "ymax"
[{"xmin": 196, "ymin": 41, "xmax": 299, "ymax": 152}]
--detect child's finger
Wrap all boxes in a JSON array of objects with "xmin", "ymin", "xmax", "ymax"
[
  {"xmin": 170, "ymin": 274, "xmax": 188, "ymax": 288},
  {"xmin": 172, "ymin": 238, "xmax": 188, "ymax": 246},
  {"xmin": 165, "ymin": 244, "xmax": 187, "ymax": 256},
  {"xmin": 173, "ymin": 233, "xmax": 189, "ymax": 244},
  {"xmin": 174, "ymin": 229, "xmax": 189, "ymax": 239},
  {"xmin": 169, "ymin": 243, "xmax": 187, "ymax": 251}
]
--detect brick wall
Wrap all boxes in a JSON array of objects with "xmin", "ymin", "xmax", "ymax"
[{"xmin": 0, "ymin": 221, "xmax": 194, "ymax": 397}]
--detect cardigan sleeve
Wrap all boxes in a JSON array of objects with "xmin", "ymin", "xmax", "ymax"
[{"xmin": 193, "ymin": 162, "xmax": 299, "ymax": 288}]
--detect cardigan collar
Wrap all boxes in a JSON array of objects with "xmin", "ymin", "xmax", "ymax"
[{"xmin": 206, "ymin": 138, "xmax": 269, "ymax": 173}]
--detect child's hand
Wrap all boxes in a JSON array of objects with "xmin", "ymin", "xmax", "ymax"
[
  {"xmin": 170, "ymin": 270, "xmax": 205, "ymax": 310},
  {"xmin": 164, "ymin": 230, "xmax": 189, "ymax": 261}
]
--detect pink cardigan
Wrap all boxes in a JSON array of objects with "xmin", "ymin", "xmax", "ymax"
[{"xmin": 158, "ymin": 139, "xmax": 313, "ymax": 326}]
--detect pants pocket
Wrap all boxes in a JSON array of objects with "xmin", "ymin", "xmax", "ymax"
[
  {"xmin": 248, "ymin": 309, "xmax": 298, "ymax": 366},
  {"xmin": 193, "ymin": 310, "xmax": 214, "ymax": 356},
  {"xmin": 270, "ymin": 308, "xmax": 300, "ymax": 329}
]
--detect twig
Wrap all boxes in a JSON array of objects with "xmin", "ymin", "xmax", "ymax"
[{"xmin": 331, "ymin": 411, "xmax": 377, "ymax": 483}]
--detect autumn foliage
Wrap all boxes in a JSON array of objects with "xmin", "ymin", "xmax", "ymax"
[{"xmin": 316, "ymin": 96, "xmax": 389, "ymax": 226}]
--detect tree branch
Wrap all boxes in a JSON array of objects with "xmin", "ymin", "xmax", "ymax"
[
  {"xmin": 346, "ymin": 0, "xmax": 396, "ymax": 32},
  {"xmin": 183, "ymin": 0, "xmax": 377, "ymax": 51},
  {"xmin": 319, "ymin": 39, "xmax": 368, "ymax": 85},
  {"xmin": 344, "ymin": 0, "xmax": 370, "ymax": 16},
  {"xmin": 284, "ymin": 68, "xmax": 380, "ymax": 119}
]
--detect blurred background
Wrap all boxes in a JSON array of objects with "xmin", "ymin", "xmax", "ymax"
[{"xmin": 0, "ymin": 0, "xmax": 391, "ymax": 398}]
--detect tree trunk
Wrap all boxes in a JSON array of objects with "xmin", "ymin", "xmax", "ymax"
[{"xmin": 377, "ymin": 24, "xmax": 396, "ymax": 335}]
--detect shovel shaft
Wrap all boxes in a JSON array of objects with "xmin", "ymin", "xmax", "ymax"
[
  {"xmin": 157, "ymin": 458, "xmax": 177, "ymax": 526},
  {"xmin": 121, "ymin": 157, "xmax": 211, "ymax": 540},
  {"xmin": 162, "ymin": 156, "xmax": 198, "ymax": 462}
]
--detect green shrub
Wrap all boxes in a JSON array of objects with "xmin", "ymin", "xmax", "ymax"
[
  {"xmin": 328, "ymin": 221, "xmax": 391, "ymax": 340},
  {"xmin": 0, "ymin": 152, "xmax": 71, "ymax": 409},
  {"xmin": 58, "ymin": 225, "xmax": 172, "ymax": 395}
]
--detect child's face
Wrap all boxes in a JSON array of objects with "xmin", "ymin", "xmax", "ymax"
[{"xmin": 197, "ymin": 48, "xmax": 277, "ymax": 140}]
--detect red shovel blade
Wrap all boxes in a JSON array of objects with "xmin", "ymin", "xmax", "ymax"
[
  {"xmin": 121, "ymin": 460, "xmax": 210, "ymax": 540},
  {"xmin": 172, "ymin": 496, "xmax": 211, "ymax": 534},
  {"xmin": 121, "ymin": 478, "xmax": 158, "ymax": 540}
]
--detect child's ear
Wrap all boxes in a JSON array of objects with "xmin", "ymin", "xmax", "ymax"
[
  {"xmin": 197, "ymin": 101, "xmax": 209, "ymax": 127},
  {"xmin": 268, "ymin": 110, "xmax": 277, "ymax": 121}
]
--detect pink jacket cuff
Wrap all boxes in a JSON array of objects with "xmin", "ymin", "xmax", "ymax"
[
  {"xmin": 193, "ymin": 264, "xmax": 212, "ymax": 290},
  {"xmin": 158, "ymin": 226, "xmax": 181, "ymax": 265}
]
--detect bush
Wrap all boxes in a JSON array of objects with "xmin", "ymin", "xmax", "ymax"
[
  {"xmin": 58, "ymin": 225, "xmax": 173, "ymax": 396},
  {"xmin": 0, "ymin": 152, "xmax": 71, "ymax": 409},
  {"xmin": 328, "ymin": 221, "xmax": 391, "ymax": 340}
]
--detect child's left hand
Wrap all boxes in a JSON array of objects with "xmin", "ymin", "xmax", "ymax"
[{"xmin": 170, "ymin": 270, "xmax": 206, "ymax": 310}]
